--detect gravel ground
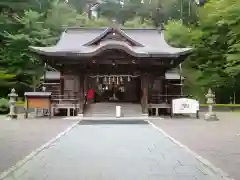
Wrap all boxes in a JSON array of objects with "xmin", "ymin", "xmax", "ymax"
[
  {"xmin": 150, "ymin": 112, "xmax": 240, "ymax": 180},
  {"xmin": 0, "ymin": 116, "xmax": 77, "ymax": 173}
]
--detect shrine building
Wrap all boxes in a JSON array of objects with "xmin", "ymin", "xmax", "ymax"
[{"xmin": 29, "ymin": 24, "xmax": 192, "ymax": 117}]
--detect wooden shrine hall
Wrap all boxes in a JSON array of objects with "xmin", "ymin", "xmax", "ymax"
[{"xmin": 29, "ymin": 25, "xmax": 192, "ymax": 117}]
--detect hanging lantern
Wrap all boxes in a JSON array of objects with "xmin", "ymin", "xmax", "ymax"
[
  {"xmin": 128, "ymin": 75, "xmax": 131, "ymax": 82},
  {"xmin": 112, "ymin": 76, "xmax": 115, "ymax": 83},
  {"xmin": 116, "ymin": 76, "xmax": 119, "ymax": 85},
  {"xmin": 103, "ymin": 76, "xmax": 107, "ymax": 84},
  {"xmin": 98, "ymin": 84, "xmax": 102, "ymax": 91},
  {"xmin": 96, "ymin": 75, "xmax": 99, "ymax": 82},
  {"xmin": 120, "ymin": 76, "xmax": 123, "ymax": 83}
]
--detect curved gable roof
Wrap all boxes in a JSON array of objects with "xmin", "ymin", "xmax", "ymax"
[
  {"xmin": 29, "ymin": 26, "xmax": 192, "ymax": 58},
  {"xmin": 83, "ymin": 27, "xmax": 144, "ymax": 47}
]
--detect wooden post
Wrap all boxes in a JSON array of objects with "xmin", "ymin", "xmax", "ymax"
[
  {"xmin": 60, "ymin": 65, "xmax": 64, "ymax": 96},
  {"xmin": 84, "ymin": 74, "xmax": 88, "ymax": 98},
  {"xmin": 25, "ymin": 95, "xmax": 28, "ymax": 119},
  {"xmin": 78, "ymin": 74, "xmax": 85, "ymax": 116},
  {"xmin": 48, "ymin": 95, "xmax": 51, "ymax": 119},
  {"xmin": 141, "ymin": 73, "xmax": 149, "ymax": 116}
]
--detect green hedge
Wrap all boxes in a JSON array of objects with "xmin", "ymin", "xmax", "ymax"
[
  {"xmin": 0, "ymin": 98, "xmax": 9, "ymax": 114},
  {"xmin": 200, "ymin": 104, "xmax": 240, "ymax": 107},
  {"xmin": 16, "ymin": 100, "xmax": 25, "ymax": 107}
]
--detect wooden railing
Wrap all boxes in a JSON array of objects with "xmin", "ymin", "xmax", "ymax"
[{"xmin": 51, "ymin": 95, "xmax": 80, "ymax": 116}]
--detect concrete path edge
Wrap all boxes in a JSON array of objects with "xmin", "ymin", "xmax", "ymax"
[
  {"xmin": 0, "ymin": 121, "xmax": 80, "ymax": 180},
  {"xmin": 145, "ymin": 120, "xmax": 235, "ymax": 180}
]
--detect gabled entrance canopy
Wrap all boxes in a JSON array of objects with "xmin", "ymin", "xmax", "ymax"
[{"xmin": 29, "ymin": 26, "xmax": 192, "ymax": 59}]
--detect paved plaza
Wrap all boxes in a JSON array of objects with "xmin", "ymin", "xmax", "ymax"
[
  {"xmin": 150, "ymin": 112, "xmax": 240, "ymax": 180},
  {"xmin": 1, "ymin": 120, "xmax": 228, "ymax": 180},
  {"xmin": 0, "ymin": 116, "xmax": 77, "ymax": 174}
]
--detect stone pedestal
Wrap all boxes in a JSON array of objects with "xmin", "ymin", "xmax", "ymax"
[
  {"xmin": 204, "ymin": 112, "xmax": 219, "ymax": 121},
  {"xmin": 204, "ymin": 88, "xmax": 219, "ymax": 121}
]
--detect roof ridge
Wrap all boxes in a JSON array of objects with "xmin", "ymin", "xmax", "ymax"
[
  {"xmin": 82, "ymin": 26, "xmax": 144, "ymax": 47},
  {"xmin": 64, "ymin": 26, "xmax": 159, "ymax": 32},
  {"xmin": 65, "ymin": 27, "xmax": 108, "ymax": 31}
]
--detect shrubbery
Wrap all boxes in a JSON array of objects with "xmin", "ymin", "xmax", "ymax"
[{"xmin": 0, "ymin": 98, "xmax": 9, "ymax": 114}]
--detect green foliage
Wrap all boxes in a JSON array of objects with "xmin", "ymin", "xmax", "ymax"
[
  {"xmin": 164, "ymin": 20, "xmax": 205, "ymax": 102},
  {"xmin": 0, "ymin": 98, "xmax": 9, "ymax": 114},
  {"xmin": 165, "ymin": 20, "xmax": 202, "ymax": 47},
  {"xmin": 0, "ymin": 70, "xmax": 15, "ymax": 79},
  {"xmin": 45, "ymin": 2, "xmax": 85, "ymax": 32},
  {"xmin": 164, "ymin": 0, "xmax": 240, "ymax": 103},
  {"xmin": 194, "ymin": 0, "xmax": 240, "ymax": 92},
  {"xmin": 124, "ymin": 17, "xmax": 154, "ymax": 28},
  {"xmin": 201, "ymin": 104, "xmax": 240, "ymax": 107},
  {"xmin": 1, "ymin": 10, "xmax": 51, "ymax": 90},
  {"xmin": 16, "ymin": 98, "xmax": 25, "ymax": 107},
  {"xmin": 97, "ymin": 0, "xmax": 198, "ymax": 25},
  {"xmin": 0, "ymin": 0, "xmax": 112, "ymax": 94},
  {"xmin": 0, "ymin": 70, "xmax": 16, "ymax": 87}
]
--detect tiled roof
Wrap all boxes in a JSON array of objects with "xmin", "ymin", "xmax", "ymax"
[{"xmin": 29, "ymin": 27, "xmax": 192, "ymax": 58}]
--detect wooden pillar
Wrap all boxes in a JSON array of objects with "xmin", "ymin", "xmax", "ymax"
[
  {"xmin": 84, "ymin": 74, "xmax": 88, "ymax": 96},
  {"xmin": 141, "ymin": 73, "xmax": 149, "ymax": 116},
  {"xmin": 60, "ymin": 65, "xmax": 64, "ymax": 96},
  {"xmin": 78, "ymin": 73, "xmax": 85, "ymax": 116}
]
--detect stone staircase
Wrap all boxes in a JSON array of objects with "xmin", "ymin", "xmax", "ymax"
[{"xmin": 84, "ymin": 103, "xmax": 142, "ymax": 117}]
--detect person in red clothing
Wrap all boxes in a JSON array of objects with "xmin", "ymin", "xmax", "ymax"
[{"xmin": 87, "ymin": 88, "xmax": 94, "ymax": 103}]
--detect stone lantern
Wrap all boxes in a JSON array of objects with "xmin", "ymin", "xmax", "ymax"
[
  {"xmin": 7, "ymin": 88, "xmax": 18, "ymax": 120},
  {"xmin": 204, "ymin": 88, "xmax": 219, "ymax": 121}
]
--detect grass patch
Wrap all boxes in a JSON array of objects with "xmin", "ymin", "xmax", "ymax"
[
  {"xmin": 200, "ymin": 104, "xmax": 240, "ymax": 107},
  {"xmin": 16, "ymin": 101, "xmax": 25, "ymax": 107}
]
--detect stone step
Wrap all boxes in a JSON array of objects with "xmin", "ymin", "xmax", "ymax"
[{"xmin": 85, "ymin": 103, "xmax": 142, "ymax": 117}]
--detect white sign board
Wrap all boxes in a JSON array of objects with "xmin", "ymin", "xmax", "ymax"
[{"xmin": 172, "ymin": 98, "xmax": 199, "ymax": 114}]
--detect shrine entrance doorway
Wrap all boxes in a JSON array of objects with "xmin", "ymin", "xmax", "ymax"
[{"xmin": 89, "ymin": 75, "xmax": 141, "ymax": 103}]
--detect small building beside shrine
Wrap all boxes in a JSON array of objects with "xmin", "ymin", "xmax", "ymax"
[{"xmin": 29, "ymin": 25, "xmax": 191, "ymax": 117}]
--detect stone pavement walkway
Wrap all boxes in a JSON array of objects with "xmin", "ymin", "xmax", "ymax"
[
  {"xmin": 1, "ymin": 121, "xmax": 228, "ymax": 180},
  {"xmin": 0, "ymin": 117, "xmax": 76, "ymax": 174},
  {"xmin": 150, "ymin": 112, "xmax": 240, "ymax": 180}
]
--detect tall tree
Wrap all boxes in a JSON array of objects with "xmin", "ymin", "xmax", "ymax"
[{"xmin": 165, "ymin": 0, "xmax": 240, "ymax": 103}]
